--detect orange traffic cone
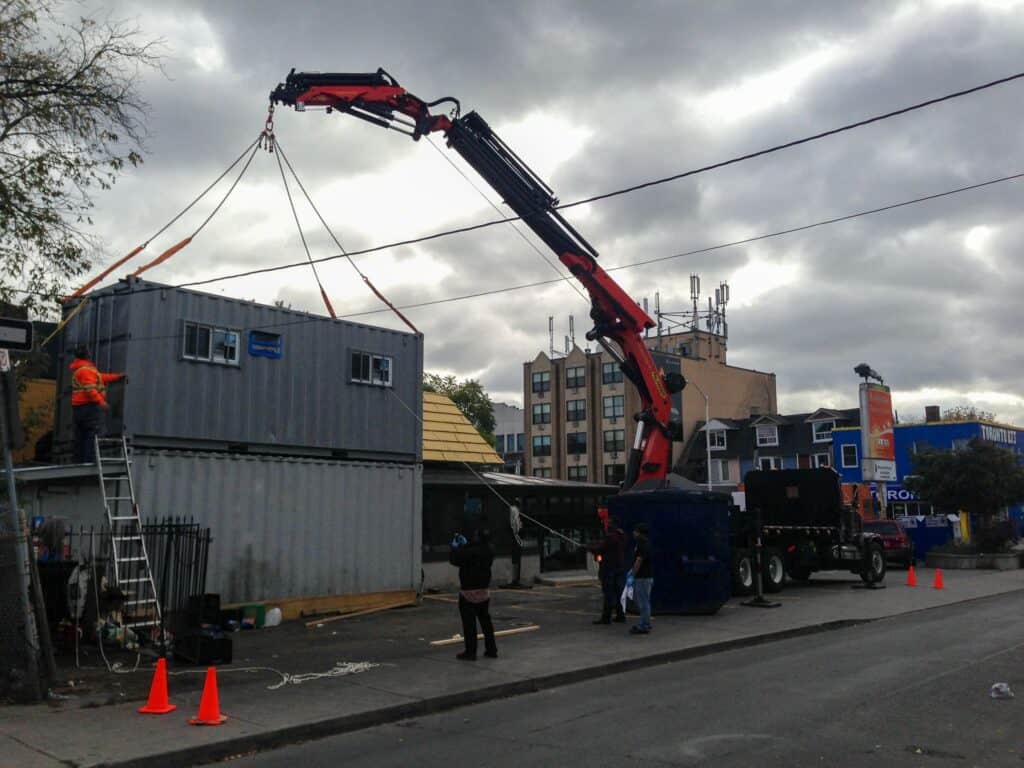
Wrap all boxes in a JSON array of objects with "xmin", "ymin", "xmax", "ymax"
[
  {"xmin": 138, "ymin": 658, "xmax": 176, "ymax": 714},
  {"xmin": 189, "ymin": 666, "xmax": 227, "ymax": 726},
  {"xmin": 933, "ymin": 568, "xmax": 944, "ymax": 590},
  {"xmin": 906, "ymin": 565, "xmax": 917, "ymax": 587}
]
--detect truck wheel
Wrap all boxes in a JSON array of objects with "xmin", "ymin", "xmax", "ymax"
[
  {"xmin": 861, "ymin": 541, "xmax": 886, "ymax": 584},
  {"xmin": 762, "ymin": 548, "xmax": 785, "ymax": 593},
  {"xmin": 731, "ymin": 550, "xmax": 754, "ymax": 596}
]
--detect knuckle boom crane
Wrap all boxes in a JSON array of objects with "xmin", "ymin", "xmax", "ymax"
[{"xmin": 271, "ymin": 68, "xmax": 686, "ymax": 491}]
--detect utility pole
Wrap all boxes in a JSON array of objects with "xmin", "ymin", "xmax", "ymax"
[{"xmin": 0, "ymin": 343, "xmax": 44, "ymax": 702}]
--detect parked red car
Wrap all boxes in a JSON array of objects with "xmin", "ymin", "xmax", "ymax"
[{"xmin": 863, "ymin": 520, "xmax": 914, "ymax": 568}]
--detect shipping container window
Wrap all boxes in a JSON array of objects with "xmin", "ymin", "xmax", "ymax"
[
  {"xmin": 841, "ymin": 444, "xmax": 858, "ymax": 467},
  {"xmin": 183, "ymin": 322, "xmax": 235, "ymax": 365},
  {"xmin": 351, "ymin": 351, "xmax": 393, "ymax": 387},
  {"xmin": 602, "ymin": 362, "xmax": 623, "ymax": 384},
  {"xmin": 568, "ymin": 465, "xmax": 588, "ymax": 481}
]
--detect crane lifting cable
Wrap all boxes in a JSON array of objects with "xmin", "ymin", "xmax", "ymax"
[{"xmin": 273, "ymin": 137, "xmax": 419, "ymax": 333}]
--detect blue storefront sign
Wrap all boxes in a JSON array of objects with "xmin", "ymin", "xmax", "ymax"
[{"xmin": 248, "ymin": 330, "xmax": 283, "ymax": 359}]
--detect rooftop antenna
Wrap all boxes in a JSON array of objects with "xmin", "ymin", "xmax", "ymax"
[
  {"xmin": 564, "ymin": 335, "xmax": 570, "ymax": 355},
  {"xmin": 655, "ymin": 292, "xmax": 662, "ymax": 337},
  {"xmin": 569, "ymin": 315, "xmax": 575, "ymax": 347},
  {"xmin": 548, "ymin": 316, "xmax": 555, "ymax": 358},
  {"xmin": 690, "ymin": 274, "xmax": 701, "ymax": 329},
  {"xmin": 642, "ymin": 297, "xmax": 649, "ymax": 337}
]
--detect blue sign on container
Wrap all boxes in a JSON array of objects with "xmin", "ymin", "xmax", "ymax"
[{"xmin": 248, "ymin": 330, "xmax": 282, "ymax": 359}]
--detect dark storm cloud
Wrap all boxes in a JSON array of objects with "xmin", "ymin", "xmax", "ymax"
[{"xmin": 76, "ymin": 0, "xmax": 1024, "ymax": 422}]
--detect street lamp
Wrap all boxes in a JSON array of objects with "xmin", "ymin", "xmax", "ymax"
[{"xmin": 689, "ymin": 380, "xmax": 712, "ymax": 492}]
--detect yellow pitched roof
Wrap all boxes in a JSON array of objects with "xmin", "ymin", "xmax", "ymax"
[{"xmin": 423, "ymin": 391, "xmax": 502, "ymax": 465}]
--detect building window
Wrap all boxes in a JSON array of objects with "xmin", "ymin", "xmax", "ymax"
[
  {"xmin": 812, "ymin": 420, "xmax": 836, "ymax": 443},
  {"xmin": 568, "ymin": 465, "xmax": 588, "ymax": 482},
  {"xmin": 532, "ymin": 435, "xmax": 552, "ymax": 457},
  {"xmin": 603, "ymin": 395, "xmax": 625, "ymax": 419},
  {"xmin": 532, "ymin": 403, "xmax": 551, "ymax": 425},
  {"xmin": 516, "ymin": 433, "xmax": 525, "ymax": 452},
  {"xmin": 566, "ymin": 366, "xmax": 585, "ymax": 389},
  {"xmin": 841, "ymin": 444, "xmax": 858, "ymax": 468},
  {"xmin": 602, "ymin": 362, "xmax": 623, "ymax": 385},
  {"xmin": 952, "ymin": 438, "xmax": 970, "ymax": 452},
  {"xmin": 709, "ymin": 458, "xmax": 730, "ymax": 484},
  {"xmin": 183, "ymin": 322, "xmax": 239, "ymax": 365},
  {"xmin": 758, "ymin": 456, "xmax": 782, "ymax": 470},
  {"xmin": 531, "ymin": 371, "xmax": 551, "ymax": 393},
  {"xmin": 604, "ymin": 463, "xmax": 625, "ymax": 485},
  {"xmin": 533, "ymin": 467, "xmax": 552, "ymax": 478},
  {"xmin": 756, "ymin": 425, "xmax": 779, "ymax": 447},
  {"xmin": 567, "ymin": 399, "xmax": 586, "ymax": 422},
  {"xmin": 708, "ymin": 430, "xmax": 726, "ymax": 449},
  {"xmin": 813, "ymin": 452, "xmax": 831, "ymax": 468},
  {"xmin": 495, "ymin": 434, "xmax": 505, "ymax": 452},
  {"xmin": 604, "ymin": 429, "xmax": 625, "ymax": 453},
  {"xmin": 567, "ymin": 432, "xmax": 587, "ymax": 455},
  {"xmin": 350, "ymin": 351, "xmax": 392, "ymax": 386}
]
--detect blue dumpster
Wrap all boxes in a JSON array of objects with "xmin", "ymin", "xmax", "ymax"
[
  {"xmin": 896, "ymin": 515, "xmax": 954, "ymax": 560},
  {"xmin": 611, "ymin": 488, "xmax": 731, "ymax": 615}
]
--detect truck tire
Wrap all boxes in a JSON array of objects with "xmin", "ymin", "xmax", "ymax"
[
  {"xmin": 732, "ymin": 550, "xmax": 754, "ymax": 596},
  {"xmin": 860, "ymin": 541, "xmax": 886, "ymax": 584},
  {"xmin": 762, "ymin": 548, "xmax": 785, "ymax": 593}
]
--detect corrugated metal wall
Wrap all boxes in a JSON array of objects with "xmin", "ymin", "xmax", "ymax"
[
  {"xmin": 54, "ymin": 279, "xmax": 422, "ymax": 460},
  {"xmin": 21, "ymin": 451, "xmax": 422, "ymax": 604}
]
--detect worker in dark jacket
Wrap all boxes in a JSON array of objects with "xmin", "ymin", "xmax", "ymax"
[
  {"xmin": 588, "ymin": 515, "xmax": 627, "ymax": 624},
  {"xmin": 69, "ymin": 345, "xmax": 126, "ymax": 464},
  {"xmin": 449, "ymin": 527, "xmax": 498, "ymax": 660}
]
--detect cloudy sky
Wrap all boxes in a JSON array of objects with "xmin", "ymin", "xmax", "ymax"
[{"xmin": 70, "ymin": 0, "xmax": 1024, "ymax": 423}]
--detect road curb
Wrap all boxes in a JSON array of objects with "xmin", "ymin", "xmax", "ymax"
[{"xmin": 96, "ymin": 617, "xmax": 871, "ymax": 768}]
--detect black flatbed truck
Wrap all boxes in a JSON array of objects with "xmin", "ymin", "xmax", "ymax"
[{"xmin": 730, "ymin": 469, "xmax": 886, "ymax": 594}]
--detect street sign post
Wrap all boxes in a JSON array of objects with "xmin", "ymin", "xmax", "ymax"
[{"xmin": 0, "ymin": 318, "xmax": 33, "ymax": 352}]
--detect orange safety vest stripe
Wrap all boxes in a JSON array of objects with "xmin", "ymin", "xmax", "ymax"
[{"xmin": 71, "ymin": 364, "xmax": 106, "ymax": 394}]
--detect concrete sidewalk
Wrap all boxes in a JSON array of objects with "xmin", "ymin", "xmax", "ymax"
[{"xmin": 2, "ymin": 566, "xmax": 1022, "ymax": 768}]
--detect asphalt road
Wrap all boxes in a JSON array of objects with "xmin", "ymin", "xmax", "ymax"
[{"xmin": 238, "ymin": 592, "xmax": 1024, "ymax": 767}]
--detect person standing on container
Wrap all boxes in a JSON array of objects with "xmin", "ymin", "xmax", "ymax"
[
  {"xmin": 449, "ymin": 527, "xmax": 498, "ymax": 660},
  {"xmin": 588, "ymin": 514, "xmax": 627, "ymax": 624},
  {"xmin": 629, "ymin": 523, "xmax": 653, "ymax": 635},
  {"xmin": 70, "ymin": 345, "xmax": 125, "ymax": 463}
]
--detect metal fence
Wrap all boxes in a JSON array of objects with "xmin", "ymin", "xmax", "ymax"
[
  {"xmin": 36, "ymin": 518, "xmax": 211, "ymax": 645},
  {"xmin": 0, "ymin": 519, "xmax": 44, "ymax": 702}
]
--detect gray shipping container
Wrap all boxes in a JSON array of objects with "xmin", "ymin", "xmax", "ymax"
[
  {"xmin": 18, "ymin": 450, "xmax": 423, "ymax": 603},
  {"xmin": 54, "ymin": 278, "xmax": 422, "ymax": 461}
]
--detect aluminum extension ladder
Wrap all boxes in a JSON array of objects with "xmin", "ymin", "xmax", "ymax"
[{"xmin": 95, "ymin": 436, "xmax": 163, "ymax": 637}]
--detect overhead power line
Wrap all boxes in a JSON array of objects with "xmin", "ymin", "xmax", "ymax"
[
  {"xmin": 162, "ymin": 69, "xmax": 1024, "ymax": 291},
  {"xmin": 29, "ymin": 169, "xmax": 1018, "ymax": 343}
]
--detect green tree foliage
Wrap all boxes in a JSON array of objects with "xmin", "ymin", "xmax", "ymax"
[
  {"xmin": 904, "ymin": 439, "xmax": 1024, "ymax": 531},
  {"xmin": 0, "ymin": 0, "xmax": 161, "ymax": 314},
  {"xmin": 423, "ymin": 373, "xmax": 496, "ymax": 444}
]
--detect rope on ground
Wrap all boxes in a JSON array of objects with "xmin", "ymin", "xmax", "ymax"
[
  {"xmin": 275, "ymin": 139, "xmax": 420, "ymax": 334},
  {"xmin": 167, "ymin": 662, "xmax": 378, "ymax": 690},
  {"xmin": 386, "ymin": 388, "xmax": 583, "ymax": 550}
]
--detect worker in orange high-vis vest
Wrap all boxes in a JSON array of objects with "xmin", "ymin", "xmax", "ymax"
[{"xmin": 70, "ymin": 345, "xmax": 126, "ymax": 464}]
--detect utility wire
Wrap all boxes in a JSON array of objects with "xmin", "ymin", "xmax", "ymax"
[
  {"xmin": 34, "ymin": 168, "xmax": 1022, "ymax": 344},
  {"xmin": 158, "ymin": 69, "xmax": 1024, "ymax": 291}
]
